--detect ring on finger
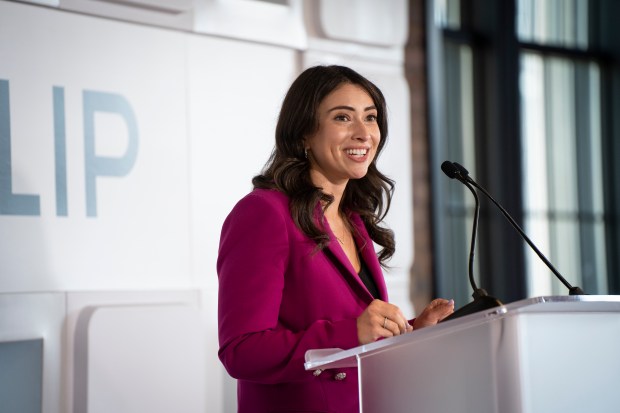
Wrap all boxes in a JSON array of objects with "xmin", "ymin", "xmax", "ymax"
[{"xmin": 383, "ymin": 316, "xmax": 388, "ymax": 329}]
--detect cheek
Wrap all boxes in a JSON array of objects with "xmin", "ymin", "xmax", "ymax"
[
  {"xmin": 312, "ymin": 132, "xmax": 340, "ymax": 153},
  {"xmin": 370, "ymin": 136, "xmax": 381, "ymax": 160},
  {"xmin": 373, "ymin": 134, "xmax": 381, "ymax": 149}
]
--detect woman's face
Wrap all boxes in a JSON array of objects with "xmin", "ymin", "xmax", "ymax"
[{"xmin": 305, "ymin": 83, "xmax": 380, "ymax": 188}]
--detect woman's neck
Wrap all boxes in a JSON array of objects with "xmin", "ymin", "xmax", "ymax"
[
  {"xmin": 310, "ymin": 171, "xmax": 348, "ymax": 220},
  {"xmin": 318, "ymin": 184, "xmax": 347, "ymax": 222}
]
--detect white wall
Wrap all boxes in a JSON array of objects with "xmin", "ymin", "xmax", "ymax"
[{"xmin": 0, "ymin": 0, "xmax": 411, "ymax": 412}]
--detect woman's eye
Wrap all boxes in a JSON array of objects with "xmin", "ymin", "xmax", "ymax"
[
  {"xmin": 366, "ymin": 114, "xmax": 378, "ymax": 122},
  {"xmin": 334, "ymin": 114, "xmax": 350, "ymax": 121}
]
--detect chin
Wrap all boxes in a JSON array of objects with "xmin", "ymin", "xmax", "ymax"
[{"xmin": 349, "ymin": 170, "xmax": 369, "ymax": 180}]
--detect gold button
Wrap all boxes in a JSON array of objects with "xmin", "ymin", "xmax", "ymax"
[{"xmin": 334, "ymin": 372, "xmax": 346, "ymax": 381}]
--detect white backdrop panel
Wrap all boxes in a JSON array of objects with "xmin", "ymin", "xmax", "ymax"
[
  {"xmin": 0, "ymin": 1, "xmax": 191, "ymax": 291},
  {"xmin": 74, "ymin": 304, "xmax": 206, "ymax": 413},
  {"xmin": 187, "ymin": 35, "xmax": 299, "ymax": 288},
  {"xmin": 194, "ymin": 0, "xmax": 306, "ymax": 49},
  {"xmin": 317, "ymin": 0, "xmax": 408, "ymax": 47}
]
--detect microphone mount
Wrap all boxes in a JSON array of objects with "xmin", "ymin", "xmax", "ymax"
[{"xmin": 440, "ymin": 161, "xmax": 503, "ymax": 322}]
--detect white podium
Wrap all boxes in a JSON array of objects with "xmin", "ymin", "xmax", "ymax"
[{"xmin": 304, "ymin": 296, "xmax": 620, "ymax": 413}]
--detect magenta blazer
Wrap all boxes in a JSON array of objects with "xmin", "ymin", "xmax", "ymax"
[{"xmin": 217, "ymin": 188, "xmax": 389, "ymax": 413}]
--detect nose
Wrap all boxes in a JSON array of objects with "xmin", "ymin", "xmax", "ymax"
[{"xmin": 352, "ymin": 119, "xmax": 372, "ymax": 141}]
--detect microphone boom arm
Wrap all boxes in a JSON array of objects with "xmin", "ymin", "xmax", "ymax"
[{"xmin": 452, "ymin": 162, "xmax": 585, "ymax": 295}]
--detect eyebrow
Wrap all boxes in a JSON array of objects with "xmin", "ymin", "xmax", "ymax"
[{"xmin": 327, "ymin": 105, "xmax": 377, "ymax": 113}]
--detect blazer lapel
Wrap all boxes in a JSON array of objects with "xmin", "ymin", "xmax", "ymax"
[
  {"xmin": 350, "ymin": 214, "xmax": 389, "ymax": 301},
  {"xmin": 322, "ymin": 213, "xmax": 388, "ymax": 302}
]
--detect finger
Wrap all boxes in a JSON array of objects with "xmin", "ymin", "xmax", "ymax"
[
  {"xmin": 372, "ymin": 301, "xmax": 411, "ymax": 334},
  {"xmin": 393, "ymin": 309, "xmax": 411, "ymax": 334},
  {"xmin": 396, "ymin": 309, "xmax": 412, "ymax": 333},
  {"xmin": 377, "ymin": 318, "xmax": 394, "ymax": 339},
  {"xmin": 383, "ymin": 311, "xmax": 408, "ymax": 335},
  {"xmin": 427, "ymin": 300, "xmax": 454, "ymax": 323},
  {"xmin": 438, "ymin": 300, "xmax": 455, "ymax": 319},
  {"xmin": 405, "ymin": 320, "xmax": 413, "ymax": 332},
  {"xmin": 429, "ymin": 298, "xmax": 452, "ymax": 308},
  {"xmin": 394, "ymin": 316, "xmax": 409, "ymax": 334},
  {"xmin": 385, "ymin": 306, "xmax": 411, "ymax": 334},
  {"xmin": 381, "ymin": 317, "xmax": 401, "ymax": 336}
]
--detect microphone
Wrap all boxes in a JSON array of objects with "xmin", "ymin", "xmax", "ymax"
[
  {"xmin": 451, "ymin": 161, "xmax": 586, "ymax": 296},
  {"xmin": 440, "ymin": 161, "xmax": 503, "ymax": 322}
]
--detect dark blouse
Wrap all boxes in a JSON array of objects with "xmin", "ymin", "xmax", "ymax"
[{"xmin": 358, "ymin": 257, "xmax": 380, "ymax": 299}]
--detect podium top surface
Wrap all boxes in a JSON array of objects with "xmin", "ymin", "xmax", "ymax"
[{"xmin": 304, "ymin": 295, "xmax": 620, "ymax": 371}]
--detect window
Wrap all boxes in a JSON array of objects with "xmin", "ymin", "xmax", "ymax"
[
  {"xmin": 520, "ymin": 53, "xmax": 607, "ymax": 295},
  {"xmin": 519, "ymin": 0, "xmax": 611, "ymax": 295},
  {"xmin": 428, "ymin": 0, "xmax": 620, "ymax": 304}
]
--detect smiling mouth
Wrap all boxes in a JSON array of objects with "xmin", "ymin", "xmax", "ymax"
[{"xmin": 345, "ymin": 148, "xmax": 368, "ymax": 157}]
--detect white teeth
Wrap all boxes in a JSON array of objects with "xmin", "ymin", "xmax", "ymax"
[{"xmin": 346, "ymin": 149, "xmax": 367, "ymax": 156}]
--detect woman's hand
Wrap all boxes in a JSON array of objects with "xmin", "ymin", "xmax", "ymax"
[
  {"xmin": 412, "ymin": 298, "xmax": 454, "ymax": 330},
  {"xmin": 357, "ymin": 299, "xmax": 413, "ymax": 345}
]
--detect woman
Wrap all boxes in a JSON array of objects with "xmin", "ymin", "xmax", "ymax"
[{"xmin": 217, "ymin": 65, "xmax": 454, "ymax": 413}]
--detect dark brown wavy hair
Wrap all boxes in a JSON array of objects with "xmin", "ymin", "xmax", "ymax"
[{"xmin": 252, "ymin": 65, "xmax": 395, "ymax": 265}]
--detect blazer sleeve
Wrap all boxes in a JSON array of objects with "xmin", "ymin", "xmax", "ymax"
[{"xmin": 217, "ymin": 192, "xmax": 360, "ymax": 384}]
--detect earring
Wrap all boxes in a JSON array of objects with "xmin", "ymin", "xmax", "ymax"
[{"xmin": 304, "ymin": 148, "xmax": 308, "ymax": 159}]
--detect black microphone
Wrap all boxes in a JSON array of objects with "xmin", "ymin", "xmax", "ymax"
[
  {"xmin": 440, "ymin": 161, "xmax": 503, "ymax": 322},
  {"xmin": 451, "ymin": 161, "xmax": 586, "ymax": 295}
]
